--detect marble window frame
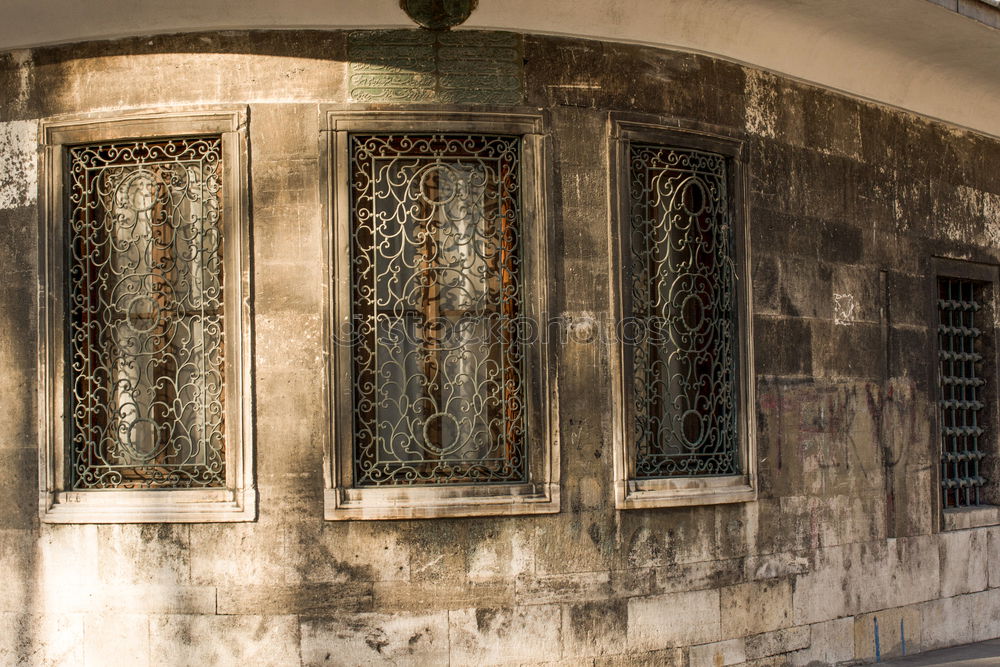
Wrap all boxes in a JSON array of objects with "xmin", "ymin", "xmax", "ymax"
[
  {"xmin": 608, "ymin": 113, "xmax": 757, "ymax": 510},
  {"xmin": 320, "ymin": 106, "xmax": 560, "ymax": 520},
  {"xmin": 37, "ymin": 107, "xmax": 256, "ymax": 523}
]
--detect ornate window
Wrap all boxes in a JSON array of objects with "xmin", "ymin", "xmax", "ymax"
[
  {"xmin": 323, "ymin": 109, "xmax": 558, "ymax": 520},
  {"xmin": 933, "ymin": 257, "xmax": 1000, "ymax": 531},
  {"xmin": 609, "ymin": 117, "xmax": 756, "ymax": 509},
  {"xmin": 39, "ymin": 109, "xmax": 254, "ymax": 522}
]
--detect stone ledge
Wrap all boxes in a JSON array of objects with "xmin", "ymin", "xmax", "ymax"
[{"xmin": 943, "ymin": 506, "xmax": 1000, "ymax": 531}]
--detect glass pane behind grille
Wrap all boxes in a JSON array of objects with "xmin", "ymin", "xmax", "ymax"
[
  {"xmin": 629, "ymin": 145, "xmax": 739, "ymax": 478},
  {"xmin": 67, "ymin": 138, "xmax": 226, "ymax": 489},
  {"xmin": 938, "ymin": 278, "xmax": 988, "ymax": 508},
  {"xmin": 350, "ymin": 134, "xmax": 526, "ymax": 486}
]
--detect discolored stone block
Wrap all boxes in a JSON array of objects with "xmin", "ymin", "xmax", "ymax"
[
  {"xmin": 688, "ymin": 638, "xmax": 746, "ymax": 667},
  {"xmin": 217, "ymin": 582, "xmax": 373, "ymax": 615},
  {"xmin": 754, "ymin": 316, "xmax": 813, "ymax": 377},
  {"xmin": 149, "ymin": 614, "xmax": 300, "ymax": 667},
  {"xmin": 793, "ymin": 617, "xmax": 854, "ymax": 666},
  {"xmin": 853, "ymin": 605, "xmax": 921, "ymax": 662},
  {"xmin": 450, "ymin": 605, "xmax": 562, "ymax": 664},
  {"xmin": 627, "ymin": 589, "xmax": 720, "ymax": 651},
  {"xmin": 562, "ymin": 599, "xmax": 628, "ymax": 659},
  {"xmin": 373, "ymin": 581, "xmax": 514, "ymax": 612},
  {"xmin": 301, "ymin": 612, "xmax": 449, "ymax": 666},
  {"xmin": 744, "ymin": 625, "xmax": 809, "ymax": 660},
  {"xmin": 720, "ymin": 578, "xmax": 793, "ymax": 638},
  {"xmin": 0, "ymin": 613, "xmax": 85, "ymax": 666},
  {"xmin": 939, "ymin": 529, "xmax": 989, "ymax": 598},
  {"xmin": 96, "ymin": 524, "xmax": 190, "ymax": 587}
]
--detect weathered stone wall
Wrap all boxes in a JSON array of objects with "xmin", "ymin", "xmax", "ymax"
[{"xmin": 1, "ymin": 30, "xmax": 1000, "ymax": 665}]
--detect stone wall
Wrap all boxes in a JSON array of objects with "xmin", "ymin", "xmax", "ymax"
[{"xmin": 1, "ymin": 30, "xmax": 1000, "ymax": 666}]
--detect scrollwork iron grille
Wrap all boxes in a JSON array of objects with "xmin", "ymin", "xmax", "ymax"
[
  {"xmin": 938, "ymin": 278, "xmax": 988, "ymax": 508},
  {"xmin": 349, "ymin": 133, "xmax": 527, "ymax": 486},
  {"xmin": 628, "ymin": 144, "xmax": 739, "ymax": 478},
  {"xmin": 67, "ymin": 137, "xmax": 226, "ymax": 489}
]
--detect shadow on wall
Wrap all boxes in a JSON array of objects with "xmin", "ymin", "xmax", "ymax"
[{"xmin": 0, "ymin": 195, "xmax": 41, "ymax": 658}]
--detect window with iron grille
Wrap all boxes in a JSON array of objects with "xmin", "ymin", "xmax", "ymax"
[
  {"xmin": 932, "ymin": 257, "xmax": 1000, "ymax": 531},
  {"xmin": 324, "ymin": 109, "xmax": 558, "ymax": 520},
  {"xmin": 610, "ymin": 117, "xmax": 755, "ymax": 509},
  {"xmin": 938, "ymin": 277, "xmax": 991, "ymax": 509},
  {"xmin": 68, "ymin": 138, "xmax": 226, "ymax": 490},
  {"xmin": 629, "ymin": 144, "xmax": 738, "ymax": 478},
  {"xmin": 349, "ymin": 133, "xmax": 525, "ymax": 487},
  {"xmin": 39, "ymin": 110, "xmax": 254, "ymax": 523}
]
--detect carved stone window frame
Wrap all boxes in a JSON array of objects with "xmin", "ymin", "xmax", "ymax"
[
  {"xmin": 321, "ymin": 106, "xmax": 559, "ymax": 520},
  {"xmin": 608, "ymin": 114, "xmax": 757, "ymax": 510},
  {"xmin": 38, "ymin": 107, "xmax": 255, "ymax": 523}
]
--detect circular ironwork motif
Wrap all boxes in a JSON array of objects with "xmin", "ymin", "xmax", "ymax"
[
  {"xmin": 680, "ymin": 409, "xmax": 707, "ymax": 449},
  {"xmin": 417, "ymin": 163, "xmax": 460, "ymax": 205},
  {"xmin": 420, "ymin": 412, "xmax": 462, "ymax": 455},
  {"xmin": 677, "ymin": 176, "xmax": 708, "ymax": 216},
  {"xmin": 125, "ymin": 295, "xmax": 162, "ymax": 333},
  {"xmin": 668, "ymin": 272, "xmax": 716, "ymax": 352},
  {"xmin": 116, "ymin": 170, "xmax": 159, "ymax": 213},
  {"xmin": 121, "ymin": 418, "xmax": 167, "ymax": 461}
]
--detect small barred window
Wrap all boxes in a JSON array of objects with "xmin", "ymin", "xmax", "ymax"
[{"xmin": 938, "ymin": 277, "xmax": 990, "ymax": 509}]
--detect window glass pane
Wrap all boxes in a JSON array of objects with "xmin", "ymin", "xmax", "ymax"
[
  {"xmin": 628, "ymin": 144, "xmax": 739, "ymax": 478},
  {"xmin": 350, "ymin": 134, "xmax": 525, "ymax": 486},
  {"xmin": 67, "ymin": 138, "xmax": 226, "ymax": 489}
]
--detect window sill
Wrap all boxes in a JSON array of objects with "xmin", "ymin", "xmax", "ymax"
[
  {"xmin": 40, "ymin": 488, "xmax": 257, "ymax": 523},
  {"xmin": 324, "ymin": 482, "xmax": 559, "ymax": 520},
  {"xmin": 943, "ymin": 505, "xmax": 1000, "ymax": 531},
  {"xmin": 615, "ymin": 475, "xmax": 756, "ymax": 510}
]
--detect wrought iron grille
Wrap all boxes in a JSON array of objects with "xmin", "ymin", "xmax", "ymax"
[
  {"xmin": 938, "ymin": 278, "xmax": 988, "ymax": 508},
  {"xmin": 628, "ymin": 144, "xmax": 739, "ymax": 478},
  {"xmin": 67, "ymin": 137, "xmax": 226, "ymax": 489},
  {"xmin": 349, "ymin": 133, "xmax": 526, "ymax": 486}
]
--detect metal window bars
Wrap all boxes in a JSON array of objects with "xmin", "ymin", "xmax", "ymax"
[
  {"xmin": 938, "ymin": 277, "xmax": 988, "ymax": 508},
  {"xmin": 628, "ymin": 144, "xmax": 740, "ymax": 478},
  {"xmin": 67, "ymin": 137, "xmax": 226, "ymax": 489},
  {"xmin": 348, "ymin": 133, "xmax": 526, "ymax": 486}
]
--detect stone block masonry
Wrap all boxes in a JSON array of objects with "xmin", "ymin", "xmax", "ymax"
[{"xmin": 1, "ymin": 28, "xmax": 1000, "ymax": 665}]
